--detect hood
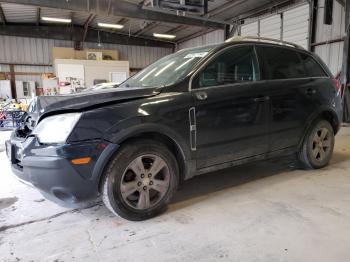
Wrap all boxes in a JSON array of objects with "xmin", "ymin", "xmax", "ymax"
[
  {"xmin": 16, "ymin": 87, "xmax": 160, "ymax": 136},
  {"xmin": 36, "ymin": 87, "xmax": 160, "ymax": 115}
]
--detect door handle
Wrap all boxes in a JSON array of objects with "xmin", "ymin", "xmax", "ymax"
[
  {"xmin": 306, "ymin": 88, "xmax": 316, "ymax": 95},
  {"xmin": 195, "ymin": 91, "xmax": 208, "ymax": 101},
  {"xmin": 253, "ymin": 96, "xmax": 270, "ymax": 102}
]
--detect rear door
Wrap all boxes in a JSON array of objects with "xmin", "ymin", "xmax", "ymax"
[
  {"xmin": 256, "ymin": 45, "xmax": 325, "ymax": 151},
  {"xmin": 191, "ymin": 45, "xmax": 270, "ymax": 169}
]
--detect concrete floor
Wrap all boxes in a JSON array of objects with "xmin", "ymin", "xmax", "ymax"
[{"xmin": 0, "ymin": 127, "xmax": 350, "ymax": 262}]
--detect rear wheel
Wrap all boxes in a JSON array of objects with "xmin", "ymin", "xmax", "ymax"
[
  {"xmin": 298, "ymin": 120, "xmax": 335, "ymax": 169},
  {"xmin": 102, "ymin": 139, "xmax": 179, "ymax": 221}
]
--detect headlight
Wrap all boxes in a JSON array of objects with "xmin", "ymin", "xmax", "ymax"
[{"xmin": 33, "ymin": 113, "xmax": 81, "ymax": 144}]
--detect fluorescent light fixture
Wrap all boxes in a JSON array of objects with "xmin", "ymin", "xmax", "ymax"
[
  {"xmin": 41, "ymin": 17, "xmax": 72, "ymax": 23},
  {"xmin": 153, "ymin": 33, "xmax": 176, "ymax": 39},
  {"xmin": 98, "ymin": 22, "xmax": 124, "ymax": 29}
]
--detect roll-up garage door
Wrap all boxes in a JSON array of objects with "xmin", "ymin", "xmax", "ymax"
[
  {"xmin": 283, "ymin": 4, "xmax": 310, "ymax": 49},
  {"xmin": 241, "ymin": 21, "xmax": 259, "ymax": 37},
  {"xmin": 240, "ymin": 4, "xmax": 310, "ymax": 50},
  {"xmin": 260, "ymin": 14, "xmax": 281, "ymax": 39}
]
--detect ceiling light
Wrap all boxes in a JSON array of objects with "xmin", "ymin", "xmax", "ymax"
[
  {"xmin": 153, "ymin": 33, "xmax": 176, "ymax": 39},
  {"xmin": 98, "ymin": 22, "xmax": 124, "ymax": 29},
  {"xmin": 41, "ymin": 17, "xmax": 72, "ymax": 23}
]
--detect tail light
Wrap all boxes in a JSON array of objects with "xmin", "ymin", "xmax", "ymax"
[{"xmin": 332, "ymin": 77, "xmax": 342, "ymax": 95}]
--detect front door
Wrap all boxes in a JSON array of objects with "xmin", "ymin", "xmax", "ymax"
[{"xmin": 190, "ymin": 45, "xmax": 270, "ymax": 169}]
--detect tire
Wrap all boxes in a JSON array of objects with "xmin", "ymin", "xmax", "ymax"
[
  {"xmin": 298, "ymin": 120, "xmax": 335, "ymax": 169},
  {"xmin": 102, "ymin": 139, "xmax": 179, "ymax": 221}
]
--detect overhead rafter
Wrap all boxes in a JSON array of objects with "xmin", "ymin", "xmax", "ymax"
[
  {"xmin": 0, "ymin": 4, "xmax": 7, "ymax": 25},
  {"xmin": 336, "ymin": 0, "xmax": 345, "ymax": 6},
  {"xmin": 174, "ymin": 0, "xmax": 243, "ymax": 42},
  {"xmin": 36, "ymin": 7, "xmax": 41, "ymax": 26},
  {"xmin": 82, "ymin": 13, "xmax": 96, "ymax": 43},
  {"xmin": 117, "ymin": 18, "xmax": 129, "ymax": 25},
  {"xmin": 134, "ymin": 21, "xmax": 159, "ymax": 36},
  {"xmin": 0, "ymin": 0, "xmax": 227, "ymax": 29},
  {"xmin": 177, "ymin": 0, "xmax": 295, "ymax": 43},
  {"xmin": 165, "ymin": 24, "xmax": 188, "ymax": 34},
  {"xmin": 226, "ymin": 0, "xmax": 294, "ymax": 22},
  {"xmin": 70, "ymin": 11, "xmax": 74, "ymax": 24},
  {"xmin": 206, "ymin": 0, "xmax": 245, "ymax": 18},
  {"xmin": 0, "ymin": 24, "xmax": 175, "ymax": 48}
]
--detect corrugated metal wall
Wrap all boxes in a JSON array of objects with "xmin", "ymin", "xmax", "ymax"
[
  {"xmin": 241, "ymin": 22, "xmax": 259, "ymax": 37},
  {"xmin": 260, "ymin": 14, "xmax": 281, "ymax": 39},
  {"xmin": 314, "ymin": 0, "xmax": 345, "ymax": 75},
  {"xmin": 283, "ymin": 4, "xmax": 310, "ymax": 48},
  {"xmin": 240, "ymin": 3, "xmax": 310, "ymax": 49},
  {"xmin": 177, "ymin": 30, "xmax": 225, "ymax": 50},
  {"xmin": 0, "ymin": 35, "xmax": 172, "ymax": 86}
]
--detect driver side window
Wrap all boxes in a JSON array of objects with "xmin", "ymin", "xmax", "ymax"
[{"xmin": 196, "ymin": 46, "xmax": 260, "ymax": 88}]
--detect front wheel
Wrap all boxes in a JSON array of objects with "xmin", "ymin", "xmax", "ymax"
[
  {"xmin": 298, "ymin": 120, "xmax": 335, "ymax": 169},
  {"xmin": 102, "ymin": 139, "xmax": 179, "ymax": 221}
]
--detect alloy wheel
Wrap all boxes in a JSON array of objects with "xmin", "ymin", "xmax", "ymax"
[
  {"xmin": 312, "ymin": 127, "xmax": 332, "ymax": 162},
  {"xmin": 120, "ymin": 154, "xmax": 170, "ymax": 210}
]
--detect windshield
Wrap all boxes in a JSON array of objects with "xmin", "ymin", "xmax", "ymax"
[
  {"xmin": 83, "ymin": 83, "xmax": 119, "ymax": 92},
  {"xmin": 120, "ymin": 45, "xmax": 215, "ymax": 88}
]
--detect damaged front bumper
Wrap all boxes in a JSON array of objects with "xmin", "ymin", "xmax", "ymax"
[{"xmin": 6, "ymin": 132, "xmax": 119, "ymax": 207}]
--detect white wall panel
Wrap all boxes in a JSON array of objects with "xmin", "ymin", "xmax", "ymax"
[
  {"xmin": 314, "ymin": 0, "xmax": 345, "ymax": 75},
  {"xmin": 241, "ymin": 21, "xmax": 259, "ymax": 37},
  {"xmin": 0, "ymin": 35, "xmax": 172, "ymax": 68},
  {"xmin": 260, "ymin": 15, "xmax": 281, "ymax": 39},
  {"xmin": 240, "ymin": 3, "xmax": 310, "ymax": 49},
  {"xmin": 177, "ymin": 30, "xmax": 225, "ymax": 50},
  {"xmin": 283, "ymin": 4, "xmax": 310, "ymax": 49},
  {"xmin": 0, "ymin": 35, "xmax": 172, "ymax": 86}
]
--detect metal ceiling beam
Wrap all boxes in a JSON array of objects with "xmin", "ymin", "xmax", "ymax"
[
  {"xmin": 36, "ymin": 7, "xmax": 40, "ymax": 26},
  {"xmin": 117, "ymin": 18, "xmax": 129, "ymax": 25},
  {"xmin": 82, "ymin": 13, "xmax": 95, "ymax": 43},
  {"xmin": 0, "ymin": 0, "xmax": 227, "ymax": 29},
  {"xmin": 336, "ymin": 0, "xmax": 345, "ymax": 6},
  {"xmin": 0, "ymin": 4, "xmax": 7, "ymax": 25},
  {"xmin": 134, "ymin": 21, "xmax": 159, "ymax": 36},
  {"xmin": 206, "ymin": 0, "xmax": 245, "ymax": 18},
  {"xmin": 176, "ymin": 0, "xmax": 294, "ymax": 44},
  {"xmin": 225, "ymin": 0, "xmax": 294, "ymax": 22},
  {"xmin": 171, "ymin": 1, "xmax": 242, "ymax": 43},
  {"xmin": 165, "ymin": 24, "xmax": 188, "ymax": 34},
  {"xmin": 0, "ymin": 24, "xmax": 175, "ymax": 48}
]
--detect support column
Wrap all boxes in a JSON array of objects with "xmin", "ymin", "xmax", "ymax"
[
  {"xmin": 9, "ymin": 64, "xmax": 17, "ymax": 99},
  {"xmin": 340, "ymin": 0, "xmax": 350, "ymax": 122}
]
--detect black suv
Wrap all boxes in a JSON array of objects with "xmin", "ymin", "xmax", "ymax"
[{"xmin": 6, "ymin": 38, "xmax": 342, "ymax": 221}]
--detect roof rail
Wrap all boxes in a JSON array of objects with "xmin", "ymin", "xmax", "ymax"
[{"xmin": 225, "ymin": 36, "xmax": 304, "ymax": 50}]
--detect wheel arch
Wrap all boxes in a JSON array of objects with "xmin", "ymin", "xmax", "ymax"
[
  {"xmin": 97, "ymin": 124, "xmax": 192, "ymax": 193},
  {"xmin": 299, "ymin": 108, "xmax": 340, "ymax": 149}
]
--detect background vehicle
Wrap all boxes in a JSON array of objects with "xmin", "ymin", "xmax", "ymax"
[{"xmin": 6, "ymin": 38, "xmax": 342, "ymax": 221}]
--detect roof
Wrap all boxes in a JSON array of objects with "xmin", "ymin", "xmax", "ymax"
[{"xmin": 0, "ymin": 0, "xmax": 298, "ymax": 44}]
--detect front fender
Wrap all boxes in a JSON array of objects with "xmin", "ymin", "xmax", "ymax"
[{"xmin": 103, "ymin": 117, "xmax": 191, "ymax": 161}]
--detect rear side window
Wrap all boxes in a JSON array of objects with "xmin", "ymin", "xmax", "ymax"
[
  {"xmin": 257, "ymin": 46, "xmax": 306, "ymax": 80},
  {"xmin": 299, "ymin": 53, "xmax": 327, "ymax": 77}
]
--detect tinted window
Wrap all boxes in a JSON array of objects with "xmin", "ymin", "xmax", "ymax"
[
  {"xmin": 196, "ymin": 46, "xmax": 259, "ymax": 88},
  {"xmin": 299, "ymin": 53, "xmax": 327, "ymax": 77},
  {"xmin": 257, "ymin": 46, "xmax": 306, "ymax": 80}
]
